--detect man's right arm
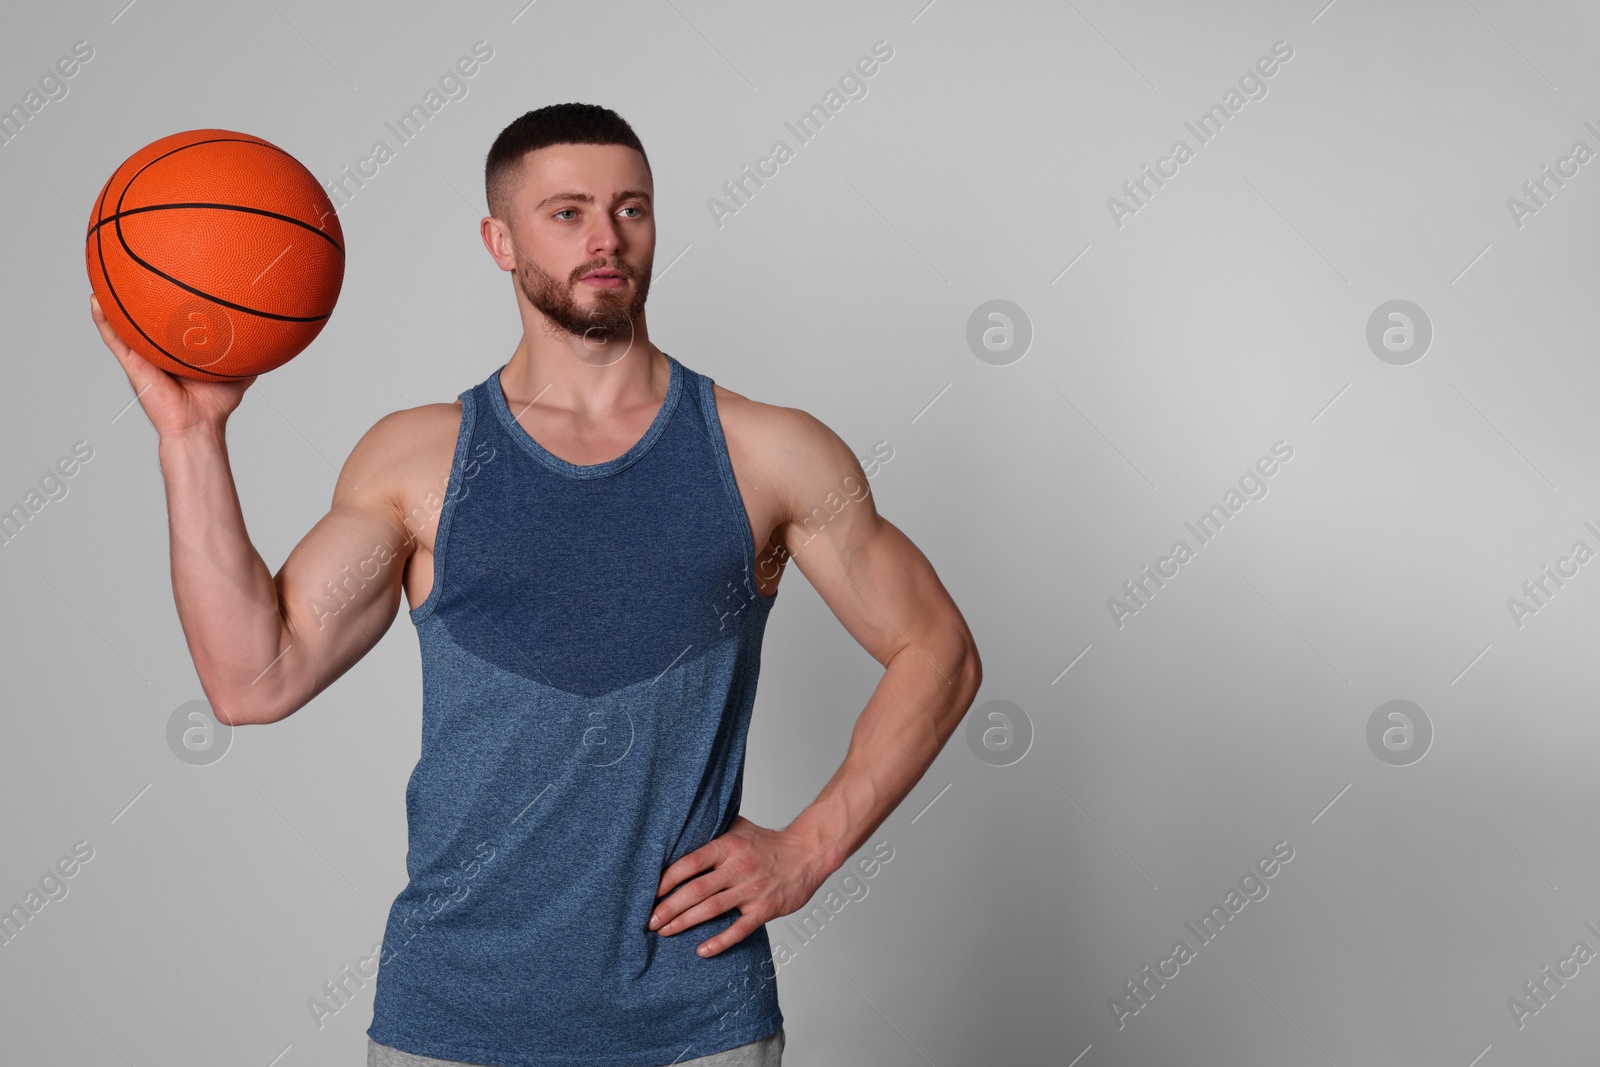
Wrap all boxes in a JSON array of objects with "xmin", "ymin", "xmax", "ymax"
[
  {"xmin": 159, "ymin": 413, "xmax": 417, "ymax": 726},
  {"xmin": 91, "ymin": 293, "xmax": 421, "ymax": 727}
]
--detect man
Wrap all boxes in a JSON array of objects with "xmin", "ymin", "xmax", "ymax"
[{"xmin": 90, "ymin": 102, "xmax": 981, "ymax": 1066}]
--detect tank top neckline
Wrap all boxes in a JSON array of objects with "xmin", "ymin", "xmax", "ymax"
[{"xmin": 487, "ymin": 352, "xmax": 684, "ymax": 479}]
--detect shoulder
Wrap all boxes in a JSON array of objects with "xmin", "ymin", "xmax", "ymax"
[
  {"xmin": 367, "ymin": 400, "xmax": 465, "ymax": 450},
  {"xmin": 709, "ymin": 381, "xmax": 871, "ymax": 517},
  {"xmin": 345, "ymin": 401, "xmax": 463, "ymax": 475},
  {"xmin": 710, "ymin": 382, "xmax": 837, "ymax": 452},
  {"xmin": 332, "ymin": 400, "xmax": 465, "ymax": 512}
]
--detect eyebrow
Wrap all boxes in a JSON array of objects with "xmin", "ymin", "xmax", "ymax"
[{"xmin": 533, "ymin": 190, "xmax": 653, "ymax": 211}]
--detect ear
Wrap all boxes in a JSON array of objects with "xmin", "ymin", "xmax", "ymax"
[{"xmin": 481, "ymin": 215, "xmax": 515, "ymax": 272}]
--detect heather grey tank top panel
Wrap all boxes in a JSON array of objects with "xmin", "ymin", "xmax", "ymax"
[{"xmin": 368, "ymin": 354, "xmax": 782, "ymax": 1067}]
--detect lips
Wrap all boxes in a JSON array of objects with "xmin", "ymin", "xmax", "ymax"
[{"xmin": 582, "ymin": 270, "xmax": 625, "ymax": 281}]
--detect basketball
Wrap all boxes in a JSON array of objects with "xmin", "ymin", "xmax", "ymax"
[{"xmin": 85, "ymin": 129, "xmax": 344, "ymax": 382}]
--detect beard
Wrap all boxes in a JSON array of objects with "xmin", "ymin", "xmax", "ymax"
[{"xmin": 513, "ymin": 248, "xmax": 651, "ymax": 349}]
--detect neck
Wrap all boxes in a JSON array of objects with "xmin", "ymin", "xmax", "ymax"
[{"xmin": 499, "ymin": 322, "xmax": 668, "ymax": 419}]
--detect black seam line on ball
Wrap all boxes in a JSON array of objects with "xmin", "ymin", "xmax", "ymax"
[
  {"xmin": 86, "ymin": 202, "xmax": 344, "ymax": 255},
  {"xmin": 89, "ymin": 136, "xmax": 324, "ymax": 378},
  {"xmin": 92, "ymin": 136, "xmax": 342, "ymax": 252},
  {"xmin": 108, "ymin": 136, "xmax": 338, "ymax": 322},
  {"xmin": 92, "ymin": 220, "xmax": 255, "ymax": 380},
  {"xmin": 109, "ymin": 210, "xmax": 333, "ymax": 324}
]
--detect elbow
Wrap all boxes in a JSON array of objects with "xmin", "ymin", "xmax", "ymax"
[
  {"xmin": 959, "ymin": 632, "xmax": 983, "ymax": 704},
  {"xmin": 201, "ymin": 678, "xmax": 293, "ymax": 727},
  {"xmin": 195, "ymin": 629, "xmax": 305, "ymax": 726},
  {"xmin": 209, "ymin": 701, "xmax": 272, "ymax": 727},
  {"xmin": 205, "ymin": 696, "xmax": 271, "ymax": 728}
]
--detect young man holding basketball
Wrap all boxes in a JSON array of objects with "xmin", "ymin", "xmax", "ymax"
[{"xmin": 91, "ymin": 103, "xmax": 981, "ymax": 1067}]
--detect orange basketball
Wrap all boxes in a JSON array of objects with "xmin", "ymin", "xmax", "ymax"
[{"xmin": 85, "ymin": 129, "xmax": 344, "ymax": 381}]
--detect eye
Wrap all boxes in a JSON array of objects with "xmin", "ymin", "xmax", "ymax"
[
  {"xmin": 619, "ymin": 206, "xmax": 643, "ymax": 218},
  {"xmin": 554, "ymin": 208, "xmax": 578, "ymax": 220}
]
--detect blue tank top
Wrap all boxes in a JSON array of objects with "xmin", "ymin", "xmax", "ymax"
[{"xmin": 368, "ymin": 353, "xmax": 783, "ymax": 1066}]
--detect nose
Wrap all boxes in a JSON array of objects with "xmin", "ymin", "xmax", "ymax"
[{"xmin": 588, "ymin": 214, "xmax": 622, "ymax": 258}]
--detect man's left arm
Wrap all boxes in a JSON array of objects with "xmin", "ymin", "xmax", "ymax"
[{"xmin": 650, "ymin": 407, "xmax": 983, "ymax": 957}]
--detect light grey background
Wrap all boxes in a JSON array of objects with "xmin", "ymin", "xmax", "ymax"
[{"xmin": 3, "ymin": 0, "xmax": 1597, "ymax": 1064}]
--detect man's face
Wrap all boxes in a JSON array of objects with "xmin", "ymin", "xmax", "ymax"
[{"xmin": 503, "ymin": 143, "xmax": 654, "ymax": 348}]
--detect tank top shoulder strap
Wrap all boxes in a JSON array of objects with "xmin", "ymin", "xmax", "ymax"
[
  {"xmin": 680, "ymin": 363, "xmax": 727, "ymax": 462},
  {"xmin": 408, "ymin": 383, "xmax": 479, "ymax": 625},
  {"xmin": 679, "ymin": 363, "xmax": 772, "ymax": 606}
]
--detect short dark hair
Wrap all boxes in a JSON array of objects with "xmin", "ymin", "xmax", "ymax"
[{"xmin": 484, "ymin": 103, "xmax": 650, "ymax": 221}]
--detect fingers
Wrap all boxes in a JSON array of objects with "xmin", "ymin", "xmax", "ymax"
[
  {"xmin": 88, "ymin": 294, "xmax": 127, "ymax": 350},
  {"xmin": 655, "ymin": 844, "xmax": 720, "ymax": 898},
  {"xmin": 696, "ymin": 909, "xmax": 766, "ymax": 959},
  {"xmin": 90, "ymin": 294, "xmax": 138, "ymax": 366},
  {"xmin": 651, "ymin": 866, "xmax": 730, "ymax": 930},
  {"xmin": 657, "ymin": 886, "xmax": 747, "ymax": 944},
  {"xmin": 90, "ymin": 294, "xmax": 166, "ymax": 396}
]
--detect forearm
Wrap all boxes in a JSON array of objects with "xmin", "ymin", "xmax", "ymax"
[
  {"xmin": 157, "ymin": 426, "xmax": 288, "ymax": 723},
  {"xmin": 784, "ymin": 629, "xmax": 981, "ymax": 876}
]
